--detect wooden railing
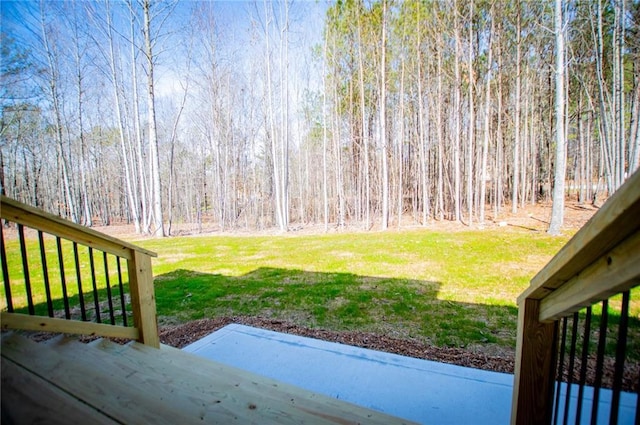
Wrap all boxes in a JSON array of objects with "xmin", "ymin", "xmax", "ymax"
[
  {"xmin": 511, "ymin": 170, "xmax": 640, "ymax": 424},
  {"xmin": 0, "ymin": 196, "xmax": 159, "ymax": 348}
]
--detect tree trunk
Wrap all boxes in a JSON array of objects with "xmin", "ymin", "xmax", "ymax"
[
  {"xmin": 380, "ymin": 0, "xmax": 389, "ymax": 230},
  {"xmin": 106, "ymin": 1, "xmax": 140, "ymax": 233},
  {"xmin": 143, "ymin": 0, "xmax": 164, "ymax": 237},
  {"xmin": 453, "ymin": 0, "xmax": 462, "ymax": 222},
  {"xmin": 512, "ymin": 1, "xmax": 521, "ymax": 213},
  {"xmin": 495, "ymin": 18, "xmax": 504, "ymax": 219},
  {"xmin": 613, "ymin": 0, "xmax": 625, "ymax": 187},
  {"xmin": 592, "ymin": 0, "xmax": 614, "ymax": 194},
  {"xmin": 70, "ymin": 6, "xmax": 92, "ymax": 227},
  {"xmin": 548, "ymin": 0, "xmax": 566, "ymax": 235},
  {"xmin": 322, "ymin": 33, "xmax": 329, "ymax": 232},
  {"xmin": 357, "ymin": 8, "xmax": 371, "ymax": 230},
  {"xmin": 436, "ymin": 47, "xmax": 444, "ymax": 221},
  {"xmin": 467, "ymin": 0, "xmax": 474, "ymax": 226},
  {"xmin": 129, "ymin": 2, "xmax": 149, "ymax": 233},
  {"xmin": 40, "ymin": 4, "xmax": 78, "ymax": 223},
  {"xmin": 281, "ymin": 0, "xmax": 290, "ymax": 230},
  {"xmin": 397, "ymin": 53, "xmax": 405, "ymax": 229}
]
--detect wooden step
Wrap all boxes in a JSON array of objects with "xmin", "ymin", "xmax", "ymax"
[
  {"xmin": 1, "ymin": 333, "xmax": 216, "ymax": 424},
  {"xmin": 43, "ymin": 337, "xmax": 253, "ymax": 423},
  {"xmin": 122, "ymin": 340, "xmax": 413, "ymax": 425},
  {"xmin": 66, "ymin": 337, "xmax": 414, "ymax": 424},
  {"xmin": 1, "ymin": 356, "xmax": 119, "ymax": 425},
  {"xmin": 2, "ymin": 334, "xmax": 416, "ymax": 424}
]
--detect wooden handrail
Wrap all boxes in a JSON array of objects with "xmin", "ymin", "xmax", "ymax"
[
  {"xmin": 519, "ymin": 170, "xmax": 640, "ymax": 302},
  {"xmin": 511, "ymin": 170, "xmax": 640, "ymax": 424},
  {"xmin": 0, "ymin": 195, "xmax": 157, "ymax": 260},
  {"xmin": 538, "ymin": 230, "xmax": 640, "ymax": 322},
  {"xmin": 1, "ymin": 196, "xmax": 159, "ymax": 348}
]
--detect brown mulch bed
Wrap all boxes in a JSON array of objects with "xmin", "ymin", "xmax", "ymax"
[
  {"xmin": 159, "ymin": 317, "xmax": 639, "ymax": 393},
  {"xmin": 159, "ymin": 316, "xmax": 515, "ymax": 373}
]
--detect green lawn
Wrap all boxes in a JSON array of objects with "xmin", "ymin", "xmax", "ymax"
[
  {"xmin": 134, "ymin": 229, "xmax": 564, "ymax": 350},
  {"xmin": 3, "ymin": 228, "xmax": 638, "ymax": 356}
]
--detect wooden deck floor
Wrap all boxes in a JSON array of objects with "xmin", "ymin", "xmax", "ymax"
[{"xmin": 1, "ymin": 333, "xmax": 416, "ymax": 424}]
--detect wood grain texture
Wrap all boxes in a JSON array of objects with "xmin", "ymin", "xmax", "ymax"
[
  {"xmin": 52, "ymin": 337, "xmax": 413, "ymax": 425},
  {"xmin": 511, "ymin": 298, "xmax": 557, "ymax": 425},
  {"xmin": 539, "ymin": 230, "xmax": 640, "ymax": 322},
  {"xmin": 0, "ymin": 312, "xmax": 139, "ymax": 340},
  {"xmin": 142, "ymin": 341, "xmax": 414, "ymax": 423},
  {"xmin": 520, "ymin": 169, "xmax": 640, "ymax": 301},
  {"xmin": 1, "ymin": 356, "xmax": 120, "ymax": 425},
  {"xmin": 127, "ymin": 249, "xmax": 159, "ymax": 348},
  {"xmin": 1, "ymin": 333, "xmax": 213, "ymax": 424},
  {"xmin": 0, "ymin": 195, "xmax": 156, "ymax": 259},
  {"xmin": 1, "ymin": 333, "xmax": 416, "ymax": 425}
]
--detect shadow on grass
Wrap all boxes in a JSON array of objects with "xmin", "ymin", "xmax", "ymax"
[
  {"xmin": 153, "ymin": 267, "xmax": 518, "ymax": 349},
  {"xmin": 13, "ymin": 267, "xmax": 638, "ymax": 359},
  {"xmin": 11, "ymin": 283, "xmax": 133, "ymax": 328},
  {"xmin": 153, "ymin": 268, "xmax": 640, "ymax": 360}
]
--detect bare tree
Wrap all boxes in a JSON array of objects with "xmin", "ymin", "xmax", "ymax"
[
  {"xmin": 141, "ymin": 0, "xmax": 164, "ymax": 236},
  {"xmin": 97, "ymin": 0, "xmax": 141, "ymax": 233},
  {"xmin": 453, "ymin": 0, "xmax": 462, "ymax": 222},
  {"xmin": 548, "ymin": 0, "xmax": 566, "ymax": 235},
  {"xmin": 5, "ymin": 0, "xmax": 639, "ymax": 233},
  {"xmin": 512, "ymin": 1, "xmax": 522, "ymax": 213},
  {"xmin": 467, "ymin": 0, "xmax": 475, "ymax": 226},
  {"xmin": 39, "ymin": 1, "xmax": 78, "ymax": 223},
  {"xmin": 69, "ymin": 2, "xmax": 92, "ymax": 226},
  {"xmin": 480, "ymin": 9, "xmax": 494, "ymax": 225},
  {"xmin": 322, "ymin": 28, "xmax": 330, "ymax": 232},
  {"xmin": 356, "ymin": 5, "xmax": 371, "ymax": 229},
  {"xmin": 379, "ymin": 0, "xmax": 389, "ymax": 230}
]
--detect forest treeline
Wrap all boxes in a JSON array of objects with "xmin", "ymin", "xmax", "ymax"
[{"xmin": 1, "ymin": 0, "xmax": 639, "ymax": 235}]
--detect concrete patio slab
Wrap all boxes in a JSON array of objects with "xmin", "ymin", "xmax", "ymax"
[{"xmin": 183, "ymin": 324, "xmax": 637, "ymax": 424}]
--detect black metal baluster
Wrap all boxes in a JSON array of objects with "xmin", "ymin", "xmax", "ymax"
[
  {"xmin": 73, "ymin": 242, "xmax": 87, "ymax": 321},
  {"xmin": 1, "ymin": 223, "xmax": 13, "ymax": 312},
  {"xmin": 103, "ymin": 252, "xmax": 115, "ymax": 325},
  {"xmin": 56, "ymin": 237, "xmax": 71, "ymax": 319},
  {"xmin": 554, "ymin": 316, "xmax": 569, "ymax": 425},
  {"xmin": 116, "ymin": 257, "xmax": 127, "ymax": 326},
  {"xmin": 563, "ymin": 312, "xmax": 579, "ymax": 425},
  {"xmin": 609, "ymin": 291, "xmax": 630, "ymax": 425},
  {"xmin": 575, "ymin": 306, "xmax": 592, "ymax": 425},
  {"xmin": 590, "ymin": 299, "xmax": 609, "ymax": 425},
  {"xmin": 88, "ymin": 247, "xmax": 101, "ymax": 323},
  {"xmin": 18, "ymin": 224, "xmax": 34, "ymax": 315},
  {"xmin": 38, "ymin": 231, "xmax": 54, "ymax": 317}
]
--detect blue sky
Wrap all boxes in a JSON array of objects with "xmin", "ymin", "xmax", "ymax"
[{"xmin": 1, "ymin": 0, "xmax": 329, "ymax": 101}]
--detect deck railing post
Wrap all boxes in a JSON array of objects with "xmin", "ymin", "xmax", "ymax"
[
  {"xmin": 127, "ymin": 249, "xmax": 159, "ymax": 348},
  {"xmin": 511, "ymin": 298, "xmax": 557, "ymax": 425}
]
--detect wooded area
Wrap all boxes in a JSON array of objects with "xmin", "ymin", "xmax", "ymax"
[{"xmin": 1, "ymin": 0, "xmax": 639, "ymax": 235}]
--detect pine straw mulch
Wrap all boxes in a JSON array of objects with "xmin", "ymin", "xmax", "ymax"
[{"xmin": 159, "ymin": 316, "xmax": 639, "ymax": 393}]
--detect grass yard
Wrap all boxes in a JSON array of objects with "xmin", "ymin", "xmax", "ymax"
[
  {"xmin": 138, "ymin": 229, "xmax": 565, "ymax": 350},
  {"xmin": 3, "ymin": 227, "xmax": 639, "ymax": 356}
]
